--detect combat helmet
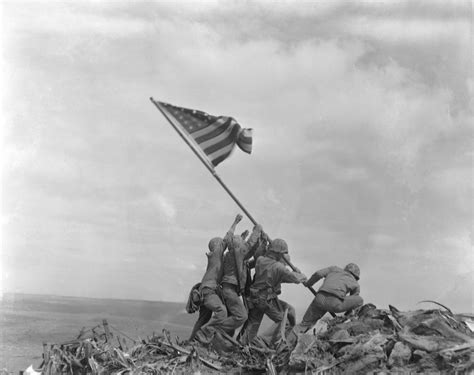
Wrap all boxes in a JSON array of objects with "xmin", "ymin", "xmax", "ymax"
[
  {"xmin": 208, "ymin": 237, "xmax": 224, "ymax": 252},
  {"xmin": 344, "ymin": 263, "xmax": 360, "ymax": 280},
  {"xmin": 268, "ymin": 238, "xmax": 289, "ymax": 254}
]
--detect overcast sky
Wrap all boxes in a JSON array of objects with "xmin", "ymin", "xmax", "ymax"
[{"xmin": 1, "ymin": 0, "xmax": 472, "ymax": 315}]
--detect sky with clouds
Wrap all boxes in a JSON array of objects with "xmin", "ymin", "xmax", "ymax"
[{"xmin": 1, "ymin": 0, "xmax": 472, "ymax": 315}]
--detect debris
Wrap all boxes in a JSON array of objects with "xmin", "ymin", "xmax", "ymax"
[
  {"xmin": 387, "ymin": 341, "xmax": 411, "ymax": 367},
  {"xmin": 289, "ymin": 304, "xmax": 474, "ymax": 373},
  {"xmin": 25, "ymin": 305, "xmax": 473, "ymax": 374}
]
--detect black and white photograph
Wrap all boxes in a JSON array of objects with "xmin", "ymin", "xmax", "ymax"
[{"xmin": 1, "ymin": 0, "xmax": 473, "ymax": 373}]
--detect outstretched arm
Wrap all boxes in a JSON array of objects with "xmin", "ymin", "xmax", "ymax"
[
  {"xmin": 280, "ymin": 266, "xmax": 307, "ymax": 284},
  {"xmin": 303, "ymin": 266, "xmax": 338, "ymax": 287},
  {"xmin": 224, "ymin": 214, "xmax": 243, "ymax": 244},
  {"xmin": 243, "ymin": 223, "xmax": 263, "ymax": 260}
]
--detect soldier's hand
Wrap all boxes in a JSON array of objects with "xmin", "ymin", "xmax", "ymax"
[
  {"xmin": 235, "ymin": 214, "xmax": 243, "ymax": 222},
  {"xmin": 300, "ymin": 275, "xmax": 308, "ymax": 284},
  {"xmin": 240, "ymin": 229, "xmax": 249, "ymax": 239},
  {"xmin": 262, "ymin": 231, "xmax": 271, "ymax": 242}
]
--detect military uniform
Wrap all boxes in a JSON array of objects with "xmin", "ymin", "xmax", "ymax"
[
  {"xmin": 188, "ymin": 236, "xmax": 230, "ymax": 340},
  {"xmin": 213, "ymin": 225, "xmax": 262, "ymax": 334},
  {"xmin": 295, "ymin": 265, "xmax": 364, "ymax": 333},
  {"xmin": 241, "ymin": 252, "xmax": 306, "ymax": 345}
]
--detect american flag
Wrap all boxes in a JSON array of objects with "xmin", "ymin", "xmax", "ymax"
[{"xmin": 155, "ymin": 101, "xmax": 253, "ymax": 167}]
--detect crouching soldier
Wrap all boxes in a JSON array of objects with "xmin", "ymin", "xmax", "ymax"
[
  {"xmin": 189, "ymin": 214, "xmax": 242, "ymax": 341},
  {"xmin": 240, "ymin": 239, "xmax": 307, "ymax": 346},
  {"xmin": 294, "ymin": 263, "xmax": 364, "ymax": 334}
]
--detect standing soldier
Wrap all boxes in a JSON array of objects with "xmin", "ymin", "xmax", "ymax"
[
  {"xmin": 195, "ymin": 219, "xmax": 262, "ymax": 342},
  {"xmin": 189, "ymin": 214, "xmax": 242, "ymax": 341},
  {"xmin": 294, "ymin": 263, "xmax": 364, "ymax": 334},
  {"xmin": 240, "ymin": 238, "xmax": 307, "ymax": 346},
  {"xmin": 217, "ymin": 223, "xmax": 263, "ymax": 334}
]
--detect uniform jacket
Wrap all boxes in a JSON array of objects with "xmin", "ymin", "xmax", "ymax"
[
  {"xmin": 306, "ymin": 266, "xmax": 360, "ymax": 300},
  {"xmin": 221, "ymin": 225, "xmax": 262, "ymax": 292},
  {"xmin": 200, "ymin": 231, "xmax": 233, "ymax": 290},
  {"xmin": 250, "ymin": 256, "xmax": 303, "ymax": 299}
]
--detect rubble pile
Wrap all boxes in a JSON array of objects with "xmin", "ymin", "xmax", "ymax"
[
  {"xmin": 289, "ymin": 303, "xmax": 474, "ymax": 373},
  {"xmin": 31, "ymin": 304, "xmax": 473, "ymax": 374},
  {"xmin": 36, "ymin": 320, "xmax": 273, "ymax": 374}
]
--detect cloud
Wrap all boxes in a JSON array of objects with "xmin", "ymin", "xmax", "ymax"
[
  {"xmin": 3, "ymin": 2, "xmax": 152, "ymax": 37},
  {"xmin": 150, "ymin": 193, "xmax": 177, "ymax": 222},
  {"xmin": 345, "ymin": 17, "xmax": 470, "ymax": 44}
]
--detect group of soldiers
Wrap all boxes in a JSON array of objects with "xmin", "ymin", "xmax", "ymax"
[{"xmin": 186, "ymin": 214, "xmax": 364, "ymax": 347}]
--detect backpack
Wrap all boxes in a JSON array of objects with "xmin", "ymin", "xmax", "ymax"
[{"xmin": 185, "ymin": 282, "xmax": 202, "ymax": 314}]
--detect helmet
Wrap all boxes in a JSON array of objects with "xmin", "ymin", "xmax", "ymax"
[
  {"xmin": 208, "ymin": 237, "xmax": 224, "ymax": 252},
  {"xmin": 268, "ymin": 239, "xmax": 288, "ymax": 254},
  {"xmin": 344, "ymin": 263, "xmax": 360, "ymax": 280}
]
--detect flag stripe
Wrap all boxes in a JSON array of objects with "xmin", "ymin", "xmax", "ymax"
[
  {"xmin": 156, "ymin": 100, "xmax": 252, "ymax": 167},
  {"xmin": 209, "ymin": 143, "xmax": 235, "ymax": 166},
  {"xmin": 189, "ymin": 116, "xmax": 225, "ymax": 138},
  {"xmin": 198, "ymin": 120, "xmax": 237, "ymax": 150},
  {"xmin": 202, "ymin": 125, "xmax": 240, "ymax": 155},
  {"xmin": 194, "ymin": 118, "xmax": 233, "ymax": 144},
  {"xmin": 158, "ymin": 103, "xmax": 214, "ymax": 164}
]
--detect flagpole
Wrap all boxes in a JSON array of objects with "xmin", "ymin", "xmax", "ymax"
[
  {"xmin": 150, "ymin": 97, "xmax": 258, "ymax": 225},
  {"xmin": 150, "ymin": 97, "xmax": 326, "ymax": 304}
]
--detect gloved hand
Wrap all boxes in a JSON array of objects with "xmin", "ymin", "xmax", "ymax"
[
  {"xmin": 240, "ymin": 229, "xmax": 249, "ymax": 239},
  {"xmin": 298, "ymin": 273, "xmax": 308, "ymax": 284},
  {"xmin": 261, "ymin": 231, "xmax": 271, "ymax": 242},
  {"xmin": 254, "ymin": 223, "xmax": 263, "ymax": 232}
]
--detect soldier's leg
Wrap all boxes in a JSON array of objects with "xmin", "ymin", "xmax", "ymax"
[
  {"xmin": 189, "ymin": 305, "xmax": 212, "ymax": 340},
  {"xmin": 194, "ymin": 288, "xmax": 228, "ymax": 344},
  {"xmin": 203, "ymin": 289, "xmax": 227, "ymax": 323},
  {"xmin": 294, "ymin": 293, "xmax": 328, "ymax": 334},
  {"xmin": 240, "ymin": 306, "xmax": 264, "ymax": 345},
  {"xmin": 331, "ymin": 295, "xmax": 364, "ymax": 313},
  {"xmin": 257, "ymin": 298, "xmax": 292, "ymax": 346},
  {"xmin": 219, "ymin": 283, "xmax": 248, "ymax": 333},
  {"xmin": 277, "ymin": 299, "xmax": 297, "ymax": 338}
]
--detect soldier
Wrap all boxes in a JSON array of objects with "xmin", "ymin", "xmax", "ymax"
[
  {"xmin": 189, "ymin": 214, "xmax": 242, "ymax": 341},
  {"xmin": 218, "ymin": 223, "xmax": 263, "ymax": 333},
  {"xmin": 294, "ymin": 263, "xmax": 364, "ymax": 334},
  {"xmin": 195, "ymin": 219, "xmax": 262, "ymax": 342},
  {"xmin": 240, "ymin": 238, "xmax": 307, "ymax": 346}
]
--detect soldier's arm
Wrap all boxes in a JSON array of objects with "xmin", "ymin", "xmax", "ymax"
[
  {"xmin": 281, "ymin": 253, "xmax": 301, "ymax": 273},
  {"xmin": 243, "ymin": 224, "xmax": 263, "ymax": 260},
  {"xmin": 304, "ymin": 266, "xmax": 337, "ymax": 287},
  {"xmin": 280, "ymin": 264, "xmax": 307, "ymax": 284},
  {"xmin": 349, "ymin": 281, "xmax": 361, "ymax": 296},
  {"xmin": 248, "ymin": 236, "xmax": 268, "ymax": 268},
  {"xmin": 223, "ymin": 214, "xmax": 243, "ymax": 245}
]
